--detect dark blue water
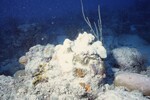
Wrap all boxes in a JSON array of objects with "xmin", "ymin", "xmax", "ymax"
[
  {"xmin": 0, "ymin": 0, "xmax": 134, "ymax": 21},
  {"xmin": 0, "ymin": 0, "xmax": 149, "ymax": 76}
]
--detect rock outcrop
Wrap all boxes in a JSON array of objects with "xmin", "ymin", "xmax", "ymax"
[
  {"xmin": 114, "ymin": 72, "xmax": 150, "ymax": 96},
  {"xmin": 112, "ymin": 47, "xmax": 146, "ymax": 73}
]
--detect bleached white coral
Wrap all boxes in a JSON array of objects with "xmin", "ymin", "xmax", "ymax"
[
  {"xmin": 43, "ymin": 44, "xmax": 54, "ymax": 58},
  {"xmin": 52, "ymin": 32, "xmax": 107, "ymax": 74},
  {"xmin": 72, "ymin": 32, "xmax": 107, "ymax": 58},
  {"xmin": 46, "ymin": 32, "xmax": 107, "ymax": 98},
  {"xmin": 72, "ymin": 32, "xmax": 95, "ymax": 54},
  {"xmin": 12, "ymin": 32, "xmax": 108, "ymax": 99}
]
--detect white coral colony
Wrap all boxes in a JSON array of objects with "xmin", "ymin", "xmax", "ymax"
[
  {"xmin": 16, "ymin": 32, "xmax": 107, "ymax": 99},
  {"xmin": 49, "ymin": 32, "xmax": 107, "ymax": 97}
]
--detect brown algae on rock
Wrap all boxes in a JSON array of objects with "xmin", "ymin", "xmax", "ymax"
[
  {"xmin": 32, "ymin": 63, "xmax": 48, "ymax": 86},
  {"xmin": 73, "ymin": 68, "xmax": 87, "ymax": 78}
]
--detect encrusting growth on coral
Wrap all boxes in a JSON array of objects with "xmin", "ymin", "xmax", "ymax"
[
  {"xmin": 79, "ymin": 82, "xmax": 91, "ymax": 92},
  {"xmin": 32, "ymin": 63, "xmax": 48, "ymax": 86},
  {"xmin": 73, "ymin": 68, "xmax": 86, "ymax": 78}
]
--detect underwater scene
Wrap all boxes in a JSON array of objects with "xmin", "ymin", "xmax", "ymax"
[{"xmin": 0, "ymin": 0, "xmax": 150, "ymax": 99}]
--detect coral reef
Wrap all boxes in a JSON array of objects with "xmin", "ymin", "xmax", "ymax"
[
  {"xmin": 0, "ymin": 32, "xmax": 149, "ymax": 100},
  {"xmin": 15, "ymin": 32, "xmax": 107, "ymax": 99}
]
